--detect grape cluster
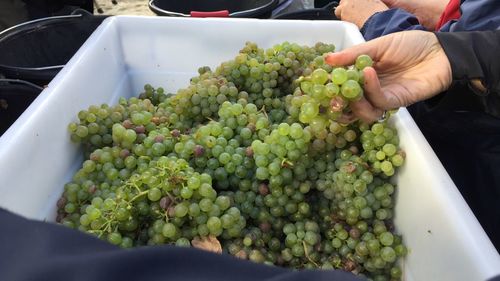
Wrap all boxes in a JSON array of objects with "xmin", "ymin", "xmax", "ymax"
[
  {"xmin": 67, "ymin": 92, "xmax": 174, "ymax": 155},
  {"xmin": 251, "ymin": 121, "xmax": 311, "ymax": 182},
  {"xmin": 287, "ymin": 54, "xmax": 373, "ymax": 136},
  {"xmin": 57, "ymin": 42, "xmax": 406, "ymax": 281},
  {"xmin": 60, "ymin": 154, "xmax": 245, "ymax": 247},
  {"xmin": 360, "ymin": 123, "xmax": 404, "ymax": 177}
]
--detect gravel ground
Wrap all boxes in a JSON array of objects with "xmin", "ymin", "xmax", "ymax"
[{"xmin": 93, "ymin": 0, "xmax": 155, "ymax": 16}]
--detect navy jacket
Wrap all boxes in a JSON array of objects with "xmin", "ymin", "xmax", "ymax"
[
  {"xmin": 0, "ymin": 207, "xmax": 365, "ymax": 281},
  {"xmin": 361, "ymin": 0, "xmax": 500, "ymax": 40},
  {"xmin": 410, "ymin": 29, "xmax": 500, "ymax": 252}
]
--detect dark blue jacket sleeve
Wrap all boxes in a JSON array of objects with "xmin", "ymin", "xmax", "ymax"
[
  {"xmin": 433, "ymin": 30, "xmax": 500, "ymax": 116},
  {"xmin": 440, "ymin": 0, "xmax": 500, "ymax": 32},
  {"xmin": 361, "ymin": 8, "xmax": 426, "ymax": 40},
  {"xmin": 362, "ymin": 0, "xmax": 500, "ymax": 41},
  {"xmin": 0, "ymin": 208, "xmax": 366, "ymax": 281}
]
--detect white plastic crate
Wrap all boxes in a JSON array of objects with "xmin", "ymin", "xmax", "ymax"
[{"xmin": 0, "ymin": 16, "xmax": 498, "ymax": 281}]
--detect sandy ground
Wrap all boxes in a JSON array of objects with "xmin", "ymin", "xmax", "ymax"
[
  {"xmin": 93, "ymin": 0, "xmax": 155, "ymax": 16},
  {"xmin": 93, "ymin": 0, "xmax": 315, "ymax": 16}
]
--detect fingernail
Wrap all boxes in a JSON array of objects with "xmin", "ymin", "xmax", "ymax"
[{"xmin": 324, "ymin": 54, "xmax": 337, "ymax": 65}]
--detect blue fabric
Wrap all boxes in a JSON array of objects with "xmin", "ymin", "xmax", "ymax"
[
  {"xmin": 0, "ymin": 208, "xmax": 367, "ymax": 281},
  {"xmin": 442, "ymin": 0, "xmax": 500, "ymax": 32},
  {"xmin": 362, "ymin": 0, "xmax": 500, "ymax": 40},
  {"xmin": 361, "ymin": 8, "xmax": 425, "ymax": 40}
]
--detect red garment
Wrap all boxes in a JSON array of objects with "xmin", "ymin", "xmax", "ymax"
[{"xmin": 435, "ymin": 0, "xmax": 462, "ymax": 30}]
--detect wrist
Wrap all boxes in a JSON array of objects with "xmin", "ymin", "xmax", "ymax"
[
  {"xmin": 360, "ymin": 7, "xmax": 389, "ymax": 28},
  {"xmin": 431, "ymin": 33, "xmax": 453, "ymax": 92}
]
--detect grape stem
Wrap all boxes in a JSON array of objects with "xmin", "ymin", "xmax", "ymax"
[
  {"xmin": 302, "ymin": 241, "xmax": 319, "ymax": 267},
  {"xmin": 130, "ymin": 191, "xmax": 148, "ymax": 203},
  {"xmin": 126, "ymin": 181, "xmax": 142, "ymax": 194},
  {"xmin": 260, "ymin": 106, "xmax": 269, "ymax": 120},
  {"xmin": 281, "ymin": 158, "xmax": 294, "ymax": 168}
]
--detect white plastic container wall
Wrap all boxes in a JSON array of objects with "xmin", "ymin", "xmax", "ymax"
[{"xmin": 0, "ymin": 17, "xmax": 499, "ymax": 281}]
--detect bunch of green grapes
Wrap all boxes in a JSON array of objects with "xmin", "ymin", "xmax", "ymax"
[
  {"xmin": 286, "ymin": 55, "xmax": 373, "ymax": 136},
  {"xmin": 360, "ymin": 122, "xmax": 405, "ymax": 177},
  {"xmin": 60, "ymin": 154, "xmax": 245, "ymax": 247},
  {"xmin": 251, "ymin": 122, "xmax": 311, "ymax": 183},
  {"xmin": 58, "ymin": 42, "xmax": 407, "ymax": 281},
  {"xmin": 67, "ymin": 92, "xmax": 173, "ymax": 154}
]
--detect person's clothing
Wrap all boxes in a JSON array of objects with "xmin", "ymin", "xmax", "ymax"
[
  {"xmin": 2, "ymin": 205, "xmax": 500, "ymax": 281},
  {"xmin": 407, "ymin": 30, "xmax": 500, "ymax": 250},
  {"xmin": 435, "ymin": 0, "xmax": 461, "ymax": 31},
  {"xmin": 361, "ymin": 0, "xmax": 500, "ymax": 40},
  {"xmin": 0, "ymin": 208, "xmax": 365, "ymax": 281},
  {"xmin": 434, "ymin": 30, "xmax": 500, "ymax": 115}
]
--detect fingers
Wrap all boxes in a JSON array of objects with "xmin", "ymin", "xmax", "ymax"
[
  {"xmin": 325, "ymin": 32, "xmax": 400, "ymax": 67},
  {"xmin": 325, "ymin": 40, "xmax": 380, "ymax": 67},
  {"xmin": 363, "ymin": 67, "xmax": 404, "ymax": 109},
  {"xmin": 349, "ymin": 67, "xmax": 388, "ymax": 123},
  {"xmin": 337, "ymin": 112, "xmax": 359, "ymax": 124},
  {"xmin": 334, "ymin": 1, "xmax": 343, "ymax": 19},
  {"xmin": 349, "ymin": 96, "xmax": 385, "ymax": 123}
]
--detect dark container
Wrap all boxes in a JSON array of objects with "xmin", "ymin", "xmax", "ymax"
[
  {"xmin": 149, "ymin": 0, "xmax": 279, "ymax": 18},
  {"xmin": 0, "ymin": 79, "xmax": 43, "ymax": 136},
  {"xmin": 272, "ymin": 1, "xmax": 338, "ymax": 20},
  {"xmin": 0, "ymin": 10, "xmax": 107, "ymax": 86}
]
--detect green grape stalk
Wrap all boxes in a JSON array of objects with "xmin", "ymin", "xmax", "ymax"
[{"xmin": 58, "ymin": 42, "xmax": 406, "ymax": 281}]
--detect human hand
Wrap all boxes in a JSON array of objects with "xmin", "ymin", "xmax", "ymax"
[
  {"xmin": 381, "ymin": 0, "xmax": 449, "ymax": 30},
  {"xmin": 335, "ymin": 0, "xmax": 389, "ymax": 29},
  {"xmin": 325, "ymin": 30, "xmax": 452, "ymax": 123}
]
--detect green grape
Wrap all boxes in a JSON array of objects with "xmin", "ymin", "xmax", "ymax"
[
  {"xmin": 207, "ymin": 217, "xmax": 222, "ymax": 234},
  {"xmin": 187, "ymin": 177, "xmax": 201, "ymax": 190},
  {"xmin": 325, "ymin": 83, "xmax": 339, "ymax": 97},
  {"xmin": 180, "ymin": 186, "xmax": 193, "ymax": 199},
  {"xmin": 289, "ymin": 123, "xmax": 303, "ymax": 139},
  {"xmin": 381, "ymin": 246, "xmax": 397, "ymax": 263},
  {"xmin": 108, "ymin": 232, "xmax": 122, "ymax": 245},
  {"xmin": 382, "ymin": 143, "xmax": 397, "ymax": 156},
  {"xmin": 278, "ymin": 123, "xmax": 290, "ymax": 136},
  {"xmin": 175, "ymin": 238, "xmax": 191, "ymax": 247},
  {"xmin": 371, "ymin": 123, "xmax": 384, "ymax": 135},
  {"xmin": 391, "ymin": 154, "xmax": 404, "ymax": 167},
  {"xmin": 215, "ymin": 196, "xmax": 231, "ymax": 210},
  {"xmin": 256, "ymin": 167, "xmax": 269, "ymax": 180},
  {"xmin": 75, "ymin": 126, "xmax": 89, "ymax": 138},
  {"xmin": 189, "ymin": 203, "xmax": 201, "ymax": 217},
  {"xmin": 311, "ymin": 69, "xmax": 329, "ymax": 85},
  {"xmin": 380, "ymin": 232, "xmax": 394, "ymax": 246},
  {"xmin": 331, "ymin": 68, "xmax": 348, "ymax": 85},
  {"xmin": 174, "ymin": 203, "xmax": 189, "ymax": 218},
  {"xmin": 346, "ymin": 69, "xmax": 360, "ymax": 82},
  {"xmin": 148, "ymin": 188, "xmax": 162, "ymax": 201},
  {"xmin": 380, "ymin": 161, "xmax": 393, "ymax": 173},
  {"xmin": 341, "ymin": 80, "xmax": 362, "ymax": 100},
  {"xmin": 355, "ymin": 54, "xmax": 373, "ymax": 70}
]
